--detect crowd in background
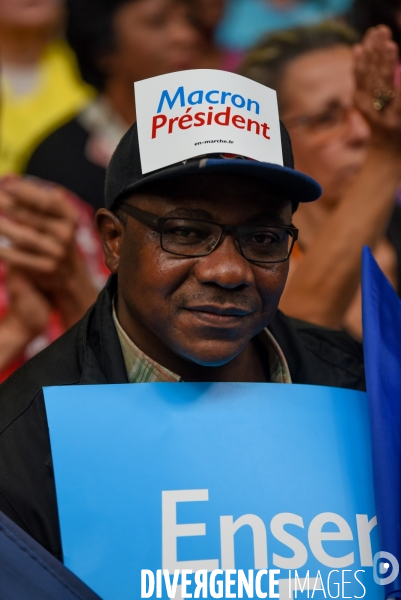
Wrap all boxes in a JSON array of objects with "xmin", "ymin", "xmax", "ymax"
[{"xmin": 1, "ymin": 0, "xmax": 401, "ymax": 382}]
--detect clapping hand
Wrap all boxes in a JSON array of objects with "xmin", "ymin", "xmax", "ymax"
[{"xmin": 0, "ymin": 176, "xmax": 99, "ymax": 328}]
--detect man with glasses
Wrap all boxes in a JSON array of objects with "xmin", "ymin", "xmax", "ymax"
[{"xmin": 0, "ymin": 120, "xmax": 365, "ymax": 558}]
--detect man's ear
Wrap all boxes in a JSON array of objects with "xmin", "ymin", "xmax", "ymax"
[{"xmin": 95, "ymin": 209, "xmax": 124, "ymax": 274}]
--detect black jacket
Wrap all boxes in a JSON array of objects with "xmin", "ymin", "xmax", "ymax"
[
  {"xmin": 25, "ymin": 117, "xmax": 106, "ymax": 212},
  {"xmin": 0, "ymin": 277, "xmax": 365, "ymax": 561}
]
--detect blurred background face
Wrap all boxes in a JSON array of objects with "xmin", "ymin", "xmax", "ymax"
[
  {"xmin": 279, "ymin": 45, "xmax": 371, "ymax": 207},
  {"xmin": 190, "ymin": 0, "xmax": 226, "ymax": 32},
  {"xmin": 0, "ymin": 0, "xmax": 62, "ymax": 31},
  {"xmin": 106, "ymin": 0, "xmax": 199, "ymax": 83}
]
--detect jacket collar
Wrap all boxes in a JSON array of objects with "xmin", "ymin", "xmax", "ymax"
[{"xmin": 79, "ymin": 275, "xmax": 128, "ymax": 385}]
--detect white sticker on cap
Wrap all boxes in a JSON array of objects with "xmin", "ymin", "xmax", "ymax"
[{"xmin": 134, "ymin": 69, "xmax": 283, "ymax": 174}]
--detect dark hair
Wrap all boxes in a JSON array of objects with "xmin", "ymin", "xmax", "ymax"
[
  {"xmin": 240, "ymin": 21, "xmax": 359, "ymax": 106},
  {"xmin": 66, "ymin": 0, "xmax": 136, "ymax": 92},
  {"xmin": 347, "ymin": 0, "xmax": 401, "ymax": 49}
]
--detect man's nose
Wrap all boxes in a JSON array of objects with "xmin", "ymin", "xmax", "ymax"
[{"xmin": 194, "ymin": 235, "xmax": 255, "ymax": 289}]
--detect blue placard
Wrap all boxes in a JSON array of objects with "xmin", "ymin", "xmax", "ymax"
[{"xmin": 44, "ymin": 383, "xmax": 384, "ymax": 599}]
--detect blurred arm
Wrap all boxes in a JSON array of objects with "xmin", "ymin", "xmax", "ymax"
[
  {"xmin": 0, "ymin": 271, "xmax": 50, "ymax": 372},
  {"xmin": 281, "ymin": 144, "xmax": 401, "ymax": 327}
]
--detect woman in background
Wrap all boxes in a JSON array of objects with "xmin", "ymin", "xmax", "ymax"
[
  {"xmin": 241, "ymin": 22, "xmax": 401, "ymax": 340},
  {"xmin": 25, "ymin": 0, "xmax": 199, "ymax": 210},
  {"xmin": 0, "ymin": 0, "xmax": 93, "ymax": 175}
]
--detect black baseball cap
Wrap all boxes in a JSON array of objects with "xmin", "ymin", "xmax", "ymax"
[{"xmin": 105, "ymin": 121, "xmax": 321, "ymax": 209}]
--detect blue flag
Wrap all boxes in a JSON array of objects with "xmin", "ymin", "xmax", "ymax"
[
  {"xmin": 362, "ymin": 246, "xmax": 401, "ymax": 598},
  {"xmin": 0, "ymin": 509, "xmax": 101, "ymax": 600}
]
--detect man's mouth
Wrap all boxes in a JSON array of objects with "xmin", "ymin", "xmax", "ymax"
[
  {"xmin": 186, "ymin": 305, "xmax": 251, "ymax": 316},
  {"xmin": 184, "ymin": 305, "xmax": 253, "ymax": 325}
]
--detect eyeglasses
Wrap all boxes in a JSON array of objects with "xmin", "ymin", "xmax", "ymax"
[
  {"xmin": 120, "ymin": 204, "xmax": 298, "ymax": 264},
  {"xmin": 284, "ymin": 103, "xmax": 356, "ymax": 140}
]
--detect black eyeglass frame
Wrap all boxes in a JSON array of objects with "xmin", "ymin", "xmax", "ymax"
[{"xmin": 120, "ymin": 204, "xmax": 299, "ymax": 264}]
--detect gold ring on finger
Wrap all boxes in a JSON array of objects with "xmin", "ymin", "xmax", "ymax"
[{"xmin": 373, "ymin": 89, "xmax": 395, "ymax": 111}]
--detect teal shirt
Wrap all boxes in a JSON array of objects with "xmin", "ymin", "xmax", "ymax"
[{"xmin": 217, "ymin": 0, "xmax": 353, "ymax": 50}]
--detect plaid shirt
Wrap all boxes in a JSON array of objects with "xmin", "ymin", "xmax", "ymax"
[{"xmin": 113, "ymin": 303, "xmax": 291, "ymax": 384}]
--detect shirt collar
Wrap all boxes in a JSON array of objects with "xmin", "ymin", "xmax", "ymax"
[{"xmin": 112, "ymin": 300, "xmax": 291, "ymax": 384}]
